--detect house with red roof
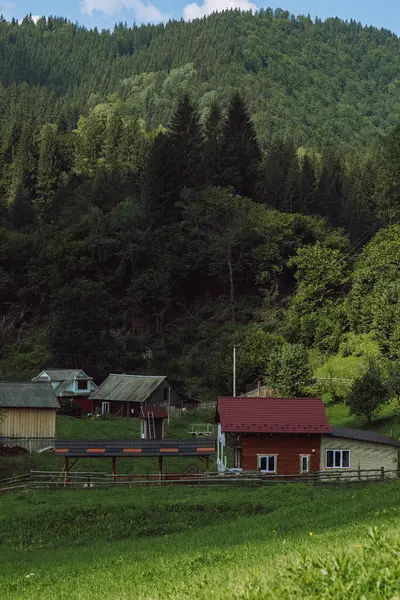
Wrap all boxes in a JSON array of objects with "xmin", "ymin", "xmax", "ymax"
[
  {"xmin": 216, "ymin": 396, "xmax": 400, "ymax": 477},
  {"xmin": 217, "ymin": 396, "xmax": 331, "ymax": 475}
]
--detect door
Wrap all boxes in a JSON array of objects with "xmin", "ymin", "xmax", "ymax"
[
  {"xmin": 102, "ymin": 402, "xmax": 110, "ymax": 415},
  {"xmin": 300, "ymin": 455, "xmax": 310, "ymax": 474}
]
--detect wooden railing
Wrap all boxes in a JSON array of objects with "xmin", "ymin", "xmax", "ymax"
[{"xmin": 0, "ymin": 467, "xmax": 399, "ymax": 493}]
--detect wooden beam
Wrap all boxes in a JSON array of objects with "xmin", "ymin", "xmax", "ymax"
[
  {"xmin": 158, "ymin": 456, "xmax": 163, "ymax": 482},
  {"xmin": 63, "ymin": 456, "xmax": 69, "ymax": 488},
  {"xmin": 112, "ymin": 456, "xmax": 117, "ymax": 481}
]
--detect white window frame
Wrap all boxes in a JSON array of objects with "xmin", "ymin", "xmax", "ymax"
[
  {"xmin": 300, "ymin": 454, "xmax": 310, "ymax": 473},
  {"xmin": 102, "ymin": 401, "xmax": 110, "ymax": 414},
  {"xmin": 257, "ymin": 454, "xmax": 278, "ymax": 473},
  {"xmin": 326, "ymin": 449, "xmax": 351, "ymax": 469}
]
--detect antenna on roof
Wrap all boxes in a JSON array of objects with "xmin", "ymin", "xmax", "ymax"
[{"xmin": 233, "ymin": 345, "xmax": 236, "ymax": 397}]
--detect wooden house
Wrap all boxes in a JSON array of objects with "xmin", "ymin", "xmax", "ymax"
[
  {"xmin": 89, "ymin": 374, "xmax": 180, "ymax": 418},
  {"xmin": 321, "ymin": 427, "xmax": 400, "ymax": 475},
  {"xmin": 216, "ymin": 396, "xmax": 331, "ymax": 474},
  {"xmin": 216, "ymin": 397, "xmax": 400, "ymax": 478},
  {"xmin": 0, "ymin": 382, "xmax": 59, "ymax": 452},
  {"xmin": 32, "ymin": 369, "xmax": 97, "ymax": 414}
]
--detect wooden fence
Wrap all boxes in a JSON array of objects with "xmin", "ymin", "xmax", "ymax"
[{"xmin": 0, "ymin": 467, "xmax": 399, "ymax": 493}]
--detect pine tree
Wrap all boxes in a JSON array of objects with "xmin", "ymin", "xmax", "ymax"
[
  {"xmin": 220, "ymin": 94, "xmax": 261, "ymax": 199},
  {"xmin": 203, "ymin": 101, "xmax": 224, "ymax": 185},
  {"xmin": 258, "ymin": 139, "xmax": 298, "ymax": 211},
  {"xmin": 169, "ymin": 93, "xmax": 204, "ymax": 191},
  {"xmin": 8, "ymin": 187, "xmax": 36, "ymax": 231},
  {"xmin": 313, "ymin": 153, "xmax": 344, "ymax": 225},
  {"xmin": 142, "ymin": 94, "xmax": 204, "ymax": 220},
  {"xmin": 296, "ymin": 154, "xmax": 316, "ymax": 213}
]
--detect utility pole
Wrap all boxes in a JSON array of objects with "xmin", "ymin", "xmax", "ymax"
[{"xmin": 233, "ymin": 345, "xmax": 236, "ymax": 397}]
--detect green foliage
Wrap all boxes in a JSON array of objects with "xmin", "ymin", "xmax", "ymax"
[
  {"xmin": 348, "ymin": 362, "xmax": 390, "ymax": 424},
  {"xmin": 269, "ymin": 342, "xmax": 311, "ymax": 396},
  {"xmin": 349, "ymin": 226, "xmax": 400, "ymax": 358},
  {"xmin": 385, "ymin": 361, "xmax": 400, "ymax": 405},
  {"xmin": 1, "ymin": 13, "xmax": 400, "ymax": 399}
]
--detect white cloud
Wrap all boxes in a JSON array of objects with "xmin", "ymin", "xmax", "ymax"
[
  {"xmin": 18, "ymin": 15, "xmax": 42, "ymax": 25},
  {"xmin": 183, "ymin": 0, "xmax": 256, "ymax": 21},
  {"xmin": 81, "ymin": 0, "xmax": 168, "ymax": 22}
]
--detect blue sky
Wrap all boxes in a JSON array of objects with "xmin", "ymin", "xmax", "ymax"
[{"xmin": 2, "ymin": 0, "xmax": 400, "ymax": 35}]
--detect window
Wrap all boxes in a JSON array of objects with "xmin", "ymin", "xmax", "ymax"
[
  {"xmin": 163, "ymin": 387, "xmax": 169, "ymax": 402},
  {"xmin": 326, "ymin": 449, "xmax": 350, "ymax": 469},
  {"xmin": 300, "ymin": 455, "xmax": 310, "ymax": 473},
  {"xmin": 77, "ymin": 379, "xmax": 88, "ymax": 391},
  {"xmin": 258, "ymin": 455, "xmax": 277, "ymax": 473},
  {"xmin": 102, "ymin": 402, "xmax": 110, "ymax": 414}
]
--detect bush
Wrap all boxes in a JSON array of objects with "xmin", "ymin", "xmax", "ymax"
[{"xmin": 347, "ymin": 361, "xmax": 389, "ymax": 424}]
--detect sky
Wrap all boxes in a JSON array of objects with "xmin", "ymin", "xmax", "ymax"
[{"xmin": 1, "ymin": 0, "xmax": 400, "ymax": 35}]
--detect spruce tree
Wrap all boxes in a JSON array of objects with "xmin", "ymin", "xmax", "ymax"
[
  {"xmin": 169, "ymin": 93, "xmax": 204, "ymax": 191},
  {"xmin": 203, "ymin": 101, "xmax": 224, "ymax": 185},
  {"xmin": 220, "ymin": 93, "xmax": 261, "ymax": 199},
  {"xmin": 297, "ymin": 154, "xmax": 316, "ymax": 213},
  {"xmin": 142, "ymin": 94, "xmax": 204, "ymax": 220},
  {"xmin": 258, "ymin": 139, "xmax": 298, "ymax": 211}
]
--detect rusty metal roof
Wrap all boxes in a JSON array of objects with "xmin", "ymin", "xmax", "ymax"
[
  {"xmin": 54, "ymin": 439, "xmax": 216, "ymax": 457},
  {"xmin": 217, "ymin": 397, "xmax": 331, "ymax": 434},
  {"xmin": 90, "ymin": 374, "xmax": 166, "ymax": 403},
  {"xmin": 0, "ymin": 382, "xmax": 59, "ymax": 409}
]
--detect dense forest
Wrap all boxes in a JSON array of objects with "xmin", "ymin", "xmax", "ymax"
[{"xmin": 1, "ymin": 10, "xmax": 400, "ymax": 403}]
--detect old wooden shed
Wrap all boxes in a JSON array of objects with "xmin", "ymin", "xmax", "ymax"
[
  {"xmin": 89, "ymin": 374, "xmax": 180, "ymax": 417},
  {"xmin": 0, "ymin": 382, "xmax": 59, "ymax": 451}
]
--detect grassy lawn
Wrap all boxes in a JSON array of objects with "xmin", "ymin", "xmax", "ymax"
[
  {"xmin": 1, "ymin": 482, "xmax": 400, "ymax": 599},
  {"xmin": 2, "ymin": 400, "xmax": 400, "ymax": 597}
]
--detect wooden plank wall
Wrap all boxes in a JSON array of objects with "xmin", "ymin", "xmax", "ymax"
[
  {"xmin": 321, "ymin": 436, "xmax": 398, "ymax": 472},
  {"xmin": 242, "ymin": 434, "xmax": 321, "ymax": 474},
  {"xmin": 0, "ymin": 408, "xmax": 56, "ymax": 438}
]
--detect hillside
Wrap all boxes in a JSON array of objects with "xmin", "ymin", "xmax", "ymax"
[
  {"xmin": 1, "ymin": 10, "xmax": 400, "ymax": 407},
  {"xmin": 0, "ymin": 11, "xmax": 400, "ymax": 148}
]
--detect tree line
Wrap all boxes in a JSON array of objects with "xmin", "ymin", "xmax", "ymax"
[{"xmin": 1, "ymin": 86, "xmax": 400, "ymax": 405}]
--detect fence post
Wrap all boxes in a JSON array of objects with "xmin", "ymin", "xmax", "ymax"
[
  {"xmin": 358, "ymin": 465, "xmax": 361, "ymax": 481},
  {"xmin": 381, "ymin": 466, "xmax": 385, "ymax": 481}
]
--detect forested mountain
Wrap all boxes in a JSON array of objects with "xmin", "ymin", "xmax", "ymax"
[
  {"xmin": 1, "ymin": 10, "xmax": 400, "ymax": 401},
  {"xmin": 1, "ymin": 10, "xmax": 400, "ymax": 148}
]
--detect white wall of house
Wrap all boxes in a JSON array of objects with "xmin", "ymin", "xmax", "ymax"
[
  {"xmin": 216, "ymin": 423, "xmax": 227, "ymax": 472},
  {"xmin": 320, "ymin": 436, "xmax": 398, "ymax": 476}
]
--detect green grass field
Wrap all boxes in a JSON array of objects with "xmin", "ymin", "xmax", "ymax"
[
  {"xmin": 2, "ymin": 404, "xmax": 400, "ymax": 598},
  {"xmin": 1, "ymin": 482, "xmax": 400, "ymax": 599}
]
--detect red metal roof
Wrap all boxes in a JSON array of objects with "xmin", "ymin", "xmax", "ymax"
[
  {"xmin": 140, "ymin": 405, "xmax": 168, "ymax": 419},
  {"xmin": 217, "ymin": 397, "xmax": 331, "ymax": 434}
]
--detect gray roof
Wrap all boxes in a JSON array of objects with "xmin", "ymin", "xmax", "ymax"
[
  {"xmin": 331, "ymin": 427, "xmax": 400, "ymax": 448},
  {"xmin": 32, "ymin": 369, "xmax": 92, "ymax": 382},
  {"xmin": 0, "ymin": 382, "xmax": 59, "ymax": 409},
  {"xmin": 54, "ymin": 439, "xmax": 215, "ymax": 457},
  {"xmin": 90, "ymin": 374, "xmax": 166, "ymax": 403}
]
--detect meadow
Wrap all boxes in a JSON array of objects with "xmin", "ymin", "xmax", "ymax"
[
  {"xmin": 2, "ymin": 402, "xmax": 400, "ymax": 599},
  {"xmin": 1, "ymin": 482, "xmax": 400, "ymax": 599}
]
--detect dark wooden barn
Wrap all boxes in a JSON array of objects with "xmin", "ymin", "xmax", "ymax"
[
  {"xmin": 216, "ymin": 396, "xmax": 331, "ymax": 475},
  {"xmin": 89, "ymin": 374, "xmax": 181, "ymax": 417}
]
